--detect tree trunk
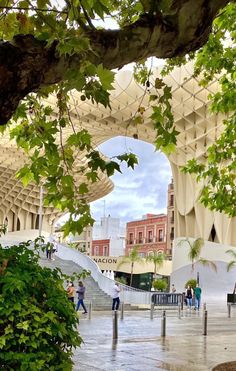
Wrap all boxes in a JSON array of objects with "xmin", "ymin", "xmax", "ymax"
[
  {"xmin": 0, "ymin": 0, "xmax": 230, "ymax": 124},
  {"xmin": 130, "ymin": 262, "xmax": 134, "ymax": 287}
]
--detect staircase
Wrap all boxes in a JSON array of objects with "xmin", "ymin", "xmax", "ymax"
[{"xmin": 40, "ymin": 255, "xmax": 114, "ymax": 310}]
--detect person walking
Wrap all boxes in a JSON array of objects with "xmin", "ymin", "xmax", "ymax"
[
  {"xmin": 76, "ymin": 281, "xmax": 87, "ymax": 314},
  {"xmin": 112, "ymin": 282, "xmax": 120, "ymax": 311},
  {"xmin": 194, "ymin": 283, "xmax": 202, "ymax": 310},
  {"xmin": 67, "ymin": 282, "xmax": 75, "ymax": 303},
  {"xmin": 185, "ymin": 285, "xmax": 194, "ymax": 309},
  {"xmin": 171, "ymin": 284, "xmax": 176, "ymax": 293}
]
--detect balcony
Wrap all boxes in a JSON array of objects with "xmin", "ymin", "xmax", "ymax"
[
  {"xmin": 148, "ymin": 238, "xmax": 153, "ymax": 243},
  {"xmin": 128, "ymin": 240, "xmax": 134, "ymax": 245},
  {"xmin": 138, "ymin": 239, "xmax": 143, "ymax": 244}
]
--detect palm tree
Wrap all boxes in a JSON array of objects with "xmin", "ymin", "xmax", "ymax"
[
  {"xmin": 177, "ymin": 238, "xmax": 217, "ymax": 272},
  {"xmin": 146, "ymin": 251, "xmax": 165, "ymax": 279},
  {"xmin": 117, "ymin": 246, "xmax": 143, "ymax": 287},
  {"xmin": 225, "ymin": 249, "xmax": 236, "ymax": 272}
]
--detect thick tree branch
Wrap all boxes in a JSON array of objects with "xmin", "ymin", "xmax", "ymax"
[{"xmin": 0, "ymin": 0, "xmax": 231, "ymax": 125}]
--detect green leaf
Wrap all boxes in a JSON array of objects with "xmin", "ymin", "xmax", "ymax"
[
  {"xmin": 78, "ymin": 183, "xmax": 89, "ymax": 195},
  {"xmin": 97, "ymin": 64, "xmax": 115, "ymax": 90}
]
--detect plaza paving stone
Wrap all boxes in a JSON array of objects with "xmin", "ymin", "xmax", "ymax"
[{"xmin": 73, "ymin": 304, "xmax": 236, "ymax": 370}]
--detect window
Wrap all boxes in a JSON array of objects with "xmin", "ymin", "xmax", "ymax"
[
  {"xmin": 170, "ymin": 227, "xmax": 174, "ymax": 240},
  {"xmin": 170, "ymin": 194, "xmax": 174, "ymax": 207},
  {"xmin": 138, "ymin": 231, "xmax": 143, "ymax": 243},
  {"xmin": 139, "ymin": 252, "xmax": 146, "ymax": 258},
  {"xmin": 171, "ymin": 211, "xmax": 174, "ymax": 223},
  {"xmin": 94, "ymin": 246, "xmax": 99, "ymax": 256},
  {"xmin": 103, "ymin": 246, "xmax": 108, "ymax": 256},
  {"xmin": 148, "ymin": 230, "xmax": 153, "ymax": 242},
  {"xmin": 129, "ymin": 233, "xmax": 134, "ymax": 244},
  {"xmin": 158, "ymin": 229, "xmax": 164, "ymax": 242}
]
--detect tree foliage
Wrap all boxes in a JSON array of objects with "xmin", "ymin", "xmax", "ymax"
[
  {"xmin": 152, "ymin": 278, "xmax": 168, "ymax": 292},
  {"xmin": 0, "ymin": 0, "xmax": 235, "ymax": 233},
  {"xmin": 0, "ymin": 239, "xmax": 81, "ymax": 370},
  {"xmin": 178, "ymin": 238, "xmax": 217, "ymax": 272},
  {"xmin": 118, "ymin": 246, "xmax": 143, "ymax": 287},
  {"xmin": 146, "ymin": 251, "xmax": 165, "ymax": 277},
  {"xmin": 225, "ymin": 248, "xmax": 236, "ymax": 272}
]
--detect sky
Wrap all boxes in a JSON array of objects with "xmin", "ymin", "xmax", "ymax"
[{"xmin": 90, "ymin": 136, "xmax": 172, "ymax": 224}]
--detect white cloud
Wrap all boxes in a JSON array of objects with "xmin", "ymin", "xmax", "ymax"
[{"xmin": 90, "ymin": 136, "xmax": 172, "ymax": 224}]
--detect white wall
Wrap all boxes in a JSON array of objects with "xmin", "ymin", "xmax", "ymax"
[
  {"xmin": 109, "ymin": 237, "xmax": 125, "ymax": 256},
  {"xmin": 171, "ymin": 237, "xmax": 236, "ymax": 301}
]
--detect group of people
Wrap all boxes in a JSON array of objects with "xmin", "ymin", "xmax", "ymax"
[
  {"xmin": 66, "ymin": 281, "xmax": 88, "ymax": 314},
  {"xmin": 185, "ymin": 284, "xmax": 202, "ymax": 310},
  {"xmin": 66, "ymin": 280, "xmax": 121, "ymax": 313},
  {"xmin": 171, "ymin": 283, "xmax": 202, "ymax": 310}
]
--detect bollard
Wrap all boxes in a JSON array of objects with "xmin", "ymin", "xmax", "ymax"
[
  {"xmin": 178, "ymin": 302, "xmax": 181, "ymax": 319},
  {"xmin": 113, "ymin": 310, "xmax": 118, "ymax": 340},
  {"xmin": 150, "ymin": 302, "xmax": 154, "ymax": 320},
  {"xmin": 181, "ymin": 293, "xmax": 184, "ymax": 310},
  {"xmin": 203, "ymin": 302, "xmax": 207, "ymax": 311},
  {"xmin": 161, "ymin": 310, "xmax": 166, "ymax": 337},
  {"xmin": 120, "ymin": 302, "xmax": 124, "ymax": 320},
  {"xmin": 203, "ymin": 310, "xmax": 207, "ymax": 336},
  {"xmin": 228, "ymin": 303, "xmax": 231, "ymax": 318},
  {"xmin": 88, "ymin": 301, "xmax": 92, "ymax": 320}
]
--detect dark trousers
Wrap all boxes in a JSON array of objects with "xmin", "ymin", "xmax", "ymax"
[
  {"xmin": 68, "ymin": 297, "xmax": 74, "ymax": 303},
  {"xmin": 112, "ymin": 297, "xmax": 120, "ymax": 311},
  {"xmin": 76, "ymin": 299, "xmax": 87, "ymax": 312}
]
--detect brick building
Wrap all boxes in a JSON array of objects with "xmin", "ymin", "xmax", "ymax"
[
  {"xmin": 125, "ymin": 213, "xmax": 167, "ymax": 257},
  {"xmin": 92, "ymin": 238, "xmax": 110, "ymax": 256},
  {"xmin": 125, "ymin": 179, "xmax": 175, "ymax": 258}
]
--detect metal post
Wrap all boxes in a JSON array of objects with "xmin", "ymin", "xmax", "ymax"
[
  {"xmin": 178, "ymin": 302, "xmax": 181, "ymax": 319},
  {"xmin": 203, "ymin": 302, "xmax": 207, "ymax": 311},
  {"xmin": 203, "ymin": 310, "xmax": 207, "ymax": 336},
  {"xmin": 161, "ymin": 310, "xmax": 166, "ymax": 337},
  {"xmin": 88, "ymin": 301, "xmax": 92, "ymax": 320},
  {"xmin": 38, "ymin": 185, "xmax": 43, "ymax": 237},
  {"xmin": 120, "ymin": 302, "xmax": 124, "ymax": 320},
  {"xmin": 113, "ymin": 310, "xmax": 118, "ymax": 340},
  {"xmin": 150, "ymin": 302, "xmax": 154, "ymax": 320},
  {"xmin": 228, "ymin": 303, "xmax": 231, "ymax": 318},
  {"xmin": 181, "ymin": 293, "xmax": 184, "ymax": 310}
]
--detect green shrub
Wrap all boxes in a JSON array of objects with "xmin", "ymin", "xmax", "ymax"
[
  {"xmin": 185, "ymin": 278, "xmax": 197, "ymax": 289},
  {"xmin": 152, "ymin": 278, "xmax": 168, "ymax": 292},
  {"xmin": 0, "ymin": 240, "xmax": 82, "ymax": 370},
  {"xmin": 115, "ymin": 276, "xmax": 127, "ymax": 285}
]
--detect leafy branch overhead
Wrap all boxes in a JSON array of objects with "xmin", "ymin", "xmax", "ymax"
[{"xmin": 0, "ymin": 0, "xmax": 235, "ymax": 234}]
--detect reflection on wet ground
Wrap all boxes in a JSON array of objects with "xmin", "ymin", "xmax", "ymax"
[{"xmin": 73, "ymin": 304, "xmax": 236, "ymax": 370}]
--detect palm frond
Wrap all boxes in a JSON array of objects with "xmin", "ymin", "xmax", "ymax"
[
  {"xmin": 198, "ymin": 257, "xmax": 217, "ymax": 272},
  {"xmin": 188, "ymin": 238, "xmax": 204, "ymax": 262},
  {"xmin": 177, "ymin": 238, "xmax": 191, "ymax": 249},
  {"xmin": 118, "ymin": 246, "xmax": 143, "ymax": 269},
  {"xmin": 117, "ymin": 256, "xmax": 131, "ymax": 269},
  {"xmin": 146, "ymin": 252, "xmax": 165, "ymax": 265},
  {"xmin": 226, "ymin": 249, "xmax": 236, "ymax": 260},
  {"xmin": 227, "ymin": 260, "xmax": 236, "ymax": 272}
]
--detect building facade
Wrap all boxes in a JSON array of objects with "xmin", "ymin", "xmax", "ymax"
[
  {"xmin": 91, "ymin": 238, "xmax": 110, "ymax": 256},
  {"xmin": 125, "ymin": 213, "xmax": 167, "ymax": 257},
  {"xmin": 92, "ymin": 215, "xmax": 125, "ymax": 257}
]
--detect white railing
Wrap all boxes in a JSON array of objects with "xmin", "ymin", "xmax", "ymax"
[{"xmin": 56, "ymin": 243, "xmax": 152, "ymax": 305}]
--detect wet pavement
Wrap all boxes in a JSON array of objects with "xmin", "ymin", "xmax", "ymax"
[{"xmin": 73, "ymin": 304, "xmax": 236, "ymax": 370}]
